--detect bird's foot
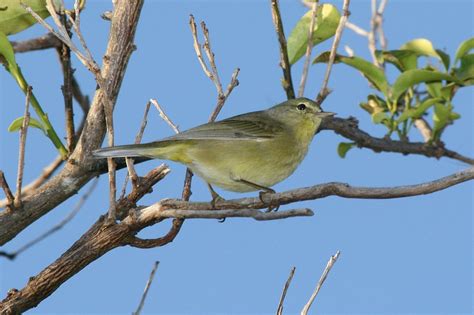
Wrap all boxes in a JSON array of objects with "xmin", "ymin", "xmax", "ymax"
[
  {"xmin": 259, "ymin": 188, "xmax": 279, "ymax": 212},
  {"xmin": 207, "ymin": 183, "xmax": 226, "ymax": 222}
]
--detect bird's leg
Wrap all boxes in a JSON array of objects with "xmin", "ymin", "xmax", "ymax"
[
  {"xmin": 234, "ymin": 178, "xmax": 279, "ymax": 212},
  {"xmin": 206, "ymin": 183, "xmax": 227, "ymax": 223},
  {"xmin": 207, "ymin": 183, "xmax": 224, "ymax": 209}
]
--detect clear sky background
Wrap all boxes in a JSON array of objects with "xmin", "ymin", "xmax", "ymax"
[{"xmin": 0, "ymin": 0, "xmax": 472, "ymax": 314}]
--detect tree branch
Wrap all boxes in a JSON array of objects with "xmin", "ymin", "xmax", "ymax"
[
  {"xmin": 1, "ymin": 165, "xmax": 470, "ymax": 313},
  {"xmin": 301, "ymin": 251, "xmax": 341, "ymax": 315},
  {"xmin": 11, "ymin": 33, "xmax": 62, "ymax": 53},
  {"xmin": 0, "ymin": 0, "xmax": 144, "ymax": 246},
  {"xmin": 270, "ymin": 0, "xmax": 295, "ymax": 99},
  {"xmin": 150, "ymin": 167, "xmax": 473, "ymax": 213},
  {"xmin": 321, "ymin": 117, "xmax": 474, "ymax": 165}
]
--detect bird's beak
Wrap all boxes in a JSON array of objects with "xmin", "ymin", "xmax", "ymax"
[{"xmin": 315, "ymin": 111, "xmax": 336, "ymax": 118}]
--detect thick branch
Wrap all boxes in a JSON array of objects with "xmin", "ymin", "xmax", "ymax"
[
  {"xmin": 0, "ymin": 165, "xmax": 169, "ymax": 314},
  {"xmin": 0, "ymin": 0, "xmax": 144, "ymax": 245},
  {"xmin": 321, "ymin": 117, "xmax": 474, "ymax": 165}
]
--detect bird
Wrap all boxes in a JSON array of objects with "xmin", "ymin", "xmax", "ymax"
[{"xmin": 93, "ymin": 97, "xmax": 334, "ymax": 207}]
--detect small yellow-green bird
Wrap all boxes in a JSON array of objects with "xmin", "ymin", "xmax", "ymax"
[{"xmin": 93, "ymin": 97, "xmax": 334, "ymax": 201}]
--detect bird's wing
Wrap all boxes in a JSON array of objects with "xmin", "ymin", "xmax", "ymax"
[{"xmin": 164, "ymin": 111, "xmax": 284, "ymax": 141}]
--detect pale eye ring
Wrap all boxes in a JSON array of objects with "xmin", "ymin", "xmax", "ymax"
[{"xmin": 297, "ymin": 104, "xmax": 306, "ymax": 111}]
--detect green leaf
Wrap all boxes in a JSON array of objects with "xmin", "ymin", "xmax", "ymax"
[
  {"xmin": 400, "ymin": 38, "xmax": 440, "ymax": 59},
  {"xmin": 8, "ymin": 116, "xmax": 47, "ymax": 134},
  {"xmin": 287, "ymin": 3, "xmax": 341, "ymax": 65},
  {"xmin": 0, "ymin": 31, "xmax": 19, "ymax": 75},
  {"xmin": 390, "ymin": 69, "xmax": 461, "ymax": 102},
  {"xmin": 454, "ymin": 53, "xmax": 474, "ymax": 84},
  {"xmin": 454, "ymin": 37, "xmax": 474, "ymax": 64},
  {"xmin": 432, "ymin": 103, "xmax": 460, "ymax": 140},
  {"xmin": 426, "ymin": 82, "xmax": 442, "ymax": 98},
  {"xmin": 375, "ymin": 49, "xmax": 418, "ymax": 71},
  {"xmin": 0, "ymin": 0, "xmax": 62, "ymax": 35},
  {"xmin": 337, "ymin": 142, "xmax": 355, "ymax": 158},
  {"xmin": 314, "ymin": 52, "xmax": 389, "ymax": 96},
  {"xmin": 397, "ymin": 97, "xmax": 442, "ymax": 123},
  {"xmin": 0, "ymin": 32, "xmax": 68, "ymax": 158},
  {"xmin": 435, "ymin": 49, "xmax": 450, "ymax": 70},
  {"xmin": 371, "ymin": 111, "xmax": 389, "ymax": 124}
]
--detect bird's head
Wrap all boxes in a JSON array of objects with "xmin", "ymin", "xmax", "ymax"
[{"xmin": 268, "ymin": 97, "xmax": 335, "ymax": 133}]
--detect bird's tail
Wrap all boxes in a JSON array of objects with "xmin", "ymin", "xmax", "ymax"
[{"xmin": 92, "ymin": 141, "xmax": 191, "ymax": 163}]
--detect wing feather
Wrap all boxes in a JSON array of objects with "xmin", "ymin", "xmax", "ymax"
[{"xmin": 163, "ymin": 111, "xmax": 284, "ymax": 141}]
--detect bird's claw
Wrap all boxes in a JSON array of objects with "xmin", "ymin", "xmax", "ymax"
[{"xmin": 259, "ymin": 189, "xmax": 279, "ymax": 212}]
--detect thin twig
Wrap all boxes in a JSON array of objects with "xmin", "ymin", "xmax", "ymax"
[
  {"xmin": 150, "ymin": 99, "xmax": 180, "ymax": 134},
  {"xmin": 187, "ymin": 15, "xmax": 240, "ymax": 203},
  {"xmin": 0, "ymin": 178, "xmax": 99, "ymax": 260},
  {"xmin": 316, "ymin": 0, "xmax": 351, "ymax": 104},
  {"xmin": 189, "ymin": 15, "xmax": 213, "ymax": 79},
  {"xmin": 208, "ymin": 67, "xmax": 240, "ymax": 122},
  {"xmin": 132, "ymin": 261, "xmax": 160, "ymax": 315},
  {"xmin": 121, "ymin": 101, "xmax": 152, "ymax": 197},
  {"xmin": 23, "ymin": 0, "xmax": 117, "ymax": 221},
  {"xmin": 14, "ymin": 87, "xmax": 32, "ymax": 208},
  {"xmin": 270, "ymin": 0, "xmax": 295, "ymax": 99},
  {"xmin": 0, "ymin": 171, "xmax": 14, "ymax": 209},
  {"xmin": 368, "ymin": 0, "xmax": 380, "ymax": 66},
  {"xmin": 345, "ymin": 21, "xmax": 369, "ymax": 37},
  {"xmin": 276, "ymin": 266, "xmax": 296, "ymax": 315},
  {"xmin": 298, "ymin": 1, "xmax": 319, "ymax": 97},
  {"xmin": 201, "ymin": 21, "xmax": 224, "ymax": 96},
  {"xmin": 301, "ymin": 251, "xmax": 341, "ymax": 315},
  {"xmin": 58, "ymin": 13, "xmax": 75, "ymax": 153}
]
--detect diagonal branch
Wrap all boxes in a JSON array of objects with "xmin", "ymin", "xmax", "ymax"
[
  {"xmin": 301, "ymin": 251, "xmax": 341, "ymax": 315},
  {"xmin": 0, "ymin": 0, "xmax": 145, "ymax": 246},
  {"xmin": 270, "ymin": 0, "xmax": 295, "ymax": 99}
]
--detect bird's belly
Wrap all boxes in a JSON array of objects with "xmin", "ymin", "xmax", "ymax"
[{"xmin": 187, "ymin": 139, "xmax": 308, "ymax": 192}]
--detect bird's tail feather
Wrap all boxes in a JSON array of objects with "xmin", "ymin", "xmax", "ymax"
[{"xmin": 93, "ymin": 142, "xmax": 166, "ymax": 159}]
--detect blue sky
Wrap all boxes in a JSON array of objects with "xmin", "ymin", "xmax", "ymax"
[{"xmin": 0, "ymin": 0, "xmax": 472, "ymax": 314}]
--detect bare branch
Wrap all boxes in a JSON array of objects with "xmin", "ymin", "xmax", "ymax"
[
  {"xmin": 316, "ymin": 0, "xmax": 351, "ymax": 104},
  {"xmin": 11, "ymin": 33, "xmax": 62, "ymax": 53},
  {"xmin": 345, "ymin": 21, "xmax": 369, "ymax": 37},
  {"xmin": 132, "ymin": 207, "xmax": 313, "ymax": 222},
  {"xmin": 14, "ymin": 86, "xmax": 32, "ymax": 208},
  {"xmin": 189, "ymin": 15, "xmax": 213, "ymax": 79},
  {"xmin": 57, "ymin": 14, "xmax": 75, "ymax": 153},
  {"xmin": 208, "ymin": 67, "xmax": 240, "ymax": 122},
  {"xmin": 276, "ymin": 267, "xmax": 296, "ymax": 315},
  {"xmin": 150, "ymin": 99, "xmax": 180, "ymax": 134},
  {"xmin": 122, "ymin": 101, "xmax": 152, "ymax": 195},
  {"xmin": 270, "ymin": 0, "xmax": 296, "ymax": 99},
  {"xmin": 201, "ymin": 21, "xmax": 224, "ymax": 96},
  {"xmin": 132, "ymin": 261, "xmax": 160, "ymax": 315},
  {"xmin": 321, "ymin": 117, "xmax": 474, "ymax": 165},
  {"xmin": 0, "ymin": 171, "xmax": 14, "ymax": 210},
  {"xmin": 153, "ymin": 166, "xmax": 474, "ymax": 213},
  {"xmin": 298, "ymin": 1, "xmax": 318, "ymax": 98},
  {"xmin": 301, "ymin": 251, "xmax": 341, "ymax": 315},
  {"xmin": 0, "ymin": 0, "xmax": 144, "ymax": 246},
  {"xmin": 0, "ymin": 178, "xmax": 99, "ymax": 260}
]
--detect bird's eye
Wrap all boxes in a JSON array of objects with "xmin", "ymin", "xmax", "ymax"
[{"xmin": 297, "ymin": 104, "xmax": 306, "ymax": 111}]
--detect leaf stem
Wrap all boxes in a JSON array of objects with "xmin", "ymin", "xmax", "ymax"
[{"xmin": 14, "ymin": 68, "xmax": 68, "ymax": 159}]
